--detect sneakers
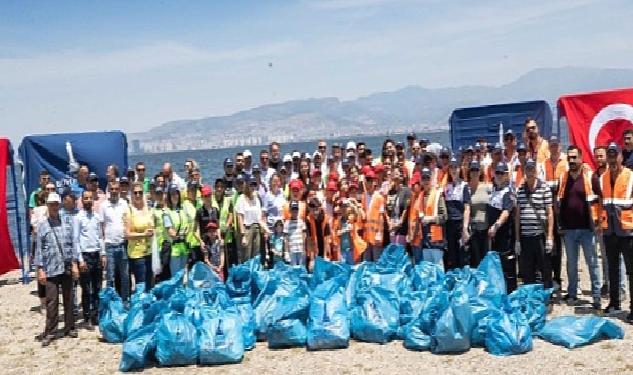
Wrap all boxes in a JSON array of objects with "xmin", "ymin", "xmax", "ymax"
[{"xmin": 603, "ymin": 305, "xmax": 622, "ymax": 316}]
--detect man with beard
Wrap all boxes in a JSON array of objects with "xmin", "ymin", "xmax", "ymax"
[
  {"xmin": 269, "ymin": 141, "xmax": 282, "ymax": 170},
  {"xmin": 525, "ymin": 118, "xmax": 550, "ymax": 163},
  {"xmin": 623, "ymin": 129, "xmax": 633, "ymax": 169},
  {"xmin": 234, "ymin": 152, "xmax": 246, "ymax": 177},
  {"xmin": 600, "ymin": 142, "xmax": 633, "ymax": 321},
  {"xmin": 557, "ymin": 146, "xmax": 601, "ymax": 310}
]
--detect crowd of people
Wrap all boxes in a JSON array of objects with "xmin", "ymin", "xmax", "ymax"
[{"xmin": 30, "ymin": 118, "xmax": 633, "ymax": 347}]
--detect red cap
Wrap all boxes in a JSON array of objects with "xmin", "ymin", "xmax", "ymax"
[
  {"xmin": 201, "ymin": 185, "xmax": 212, "ymax": 197},
  {"xmin": 205, "ymin": 220, "xmax": 218, "ymax": 230},
  {"xmin": 326, "ymin": 180, "xmax": 338, "ymax": 191},
  {"xmin": 289, "ymin": 179, "xmax": 304, "ymax": 191},
  {"xmin": 365, "ymin": 170, "xmax": 377, "ymax": 180},
  {"xmin": 361, "ymin": 165, "xmax": 373, "ymax": 176}
]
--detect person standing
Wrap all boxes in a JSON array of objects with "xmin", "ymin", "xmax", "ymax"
[
  {"xmin": 100, "ymin": 181, "xmax": 130, "ymax": 301},
  {"xmin": 487, "ymin": 162, "xmax": 517, "ymax": 292},
  {"xmin": 524, "ymin": 118, "xmax": 550, "ymax": 163},
  {"xmin": 443, "ymin": 156, "xmax": 471, "ymax": 270},
  {"xmin": 361, "ymin": 170, "xmax": 386, "ymax": 262},
  {"xmin": 284, "ymin": 201, "xmax": 307, "ymax": 266},
  {"xmin": 35, "ymin": 193, "xmax": 80, "ymax": 346},
  {"xmin": 125, "ymin": 182, "xmax": 154, "ymax": 290},
  {"xmin": 164, "ymin": 184, "xmax": 191, "ymax": 275},
  {"xmin": 183, "ymin": 181, "xmax": 202, "ymax": 268},
  {"xmin": 600, "ymin": 142, "xmax": 633, "ymax": 321},
  {"xmin": 514, "ymin": 158, "xmax": 554, "ymax": 289},
  {"xmin": 467, "ymin": 160, "xmax": 491, "ymax": 267},
  {"xmin": 388, "ymin": 168, "xmax": 411, "ymax": 246},
  {"xmin": 212, "ymin": 179, "xmax": 235, "ymax": 274},
  {"xmin": 74, "ymin": 190, "xmax": 105, "ymax": 327},
  {"xmin": 305, "ymin": 198, "xmax": 332, "ymax": 265},
  {"xmin": 418, "ymin": 167, "xmax": 447, "ymax": 268},
  {"xmin": 557, "ymin": 145, "xmax": 601, "ymax": 309},
  {"xmin": 236, "ymin": 177, "xmax": 269, "ymax": 263}
]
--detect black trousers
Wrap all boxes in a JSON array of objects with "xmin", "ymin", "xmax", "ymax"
[
  {"xmin": 45, "ymin": 274, "xmax": 74, "ymax": 335},
  {"xmin": 519, "ymin": 234, "xmax": 553, "ymax": 289},
  {"xmin": 604, "ymin": 234, "xmax": 633, "ymax": 310},
  {"xmin": 79, "ymin": 252, "xmax": 102, "ymax": 320},
  {"xmin": 468, "ymin": 229, "xmax": 489, "ymax": 267},
  {"xmin": 444, "ymin": 220, "xmax": 466, "ymax": 270},
  {"xmin": 549, "ymin": 216, "xmax": 562, "ymax": 284}
]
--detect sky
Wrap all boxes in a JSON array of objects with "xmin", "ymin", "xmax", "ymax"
[{"xmin": 1, "ymin": 0, "xmax": 632, "ymax": 144}]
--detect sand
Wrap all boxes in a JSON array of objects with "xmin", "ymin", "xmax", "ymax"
[{"xmin": 1, "ymin": 263, "xmax": 632, "ymax": 375}]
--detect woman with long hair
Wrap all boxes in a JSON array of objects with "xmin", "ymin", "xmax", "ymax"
[
  {"xmin": 164, "ymin": 184, "xmax": 191, "ymax": 275},
  {"xmin": 466, "ymin": 160, "xmax": 491, "ymax": 267},
  {"xmin": 236, "ymin": 178, "xmax": 270, "ymax": 264},
  {"xmin": 125, "ymin": 182, "xmax": 154, "ymax": 289}
]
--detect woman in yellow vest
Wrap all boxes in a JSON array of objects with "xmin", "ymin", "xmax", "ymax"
[
  {"xmin": 418, "ymin": 167, "xmax": 447, "ymax": 268},
  {"xmin": 164, "ymin": 184, "xmax": 192, "ymax": 275},
  {"xmin": 125, "ymin": 182, "xmax": 154, "ymax": 290}
]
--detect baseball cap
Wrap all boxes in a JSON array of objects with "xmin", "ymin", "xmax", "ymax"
[
  {"xmin": 421, "ymin": 167, "xmax": 432, "ymax": 177},
  {"xmin": 525, "ymin": 158, "xmax": 536, "ymax": 169},
  {"xmin": 88, "ymin": 172, "xmax": 99, "ymax": 181},
  {"xmin": 313, "ymin": 151, "xmax": 322, "ymax": 158},
  {"xmin": 440, "ymin": 147, "xmax": 450, "ymax": 156},
  {"xmin": 493, "ymin": 142, "xmax": 503, "ymax": 152},
  {"xmin": 326, "ymin": 180, "xmax": 338, "ymax": 191},
  {"xmin": 469, "ymin": 160, "xmax": 481, "ymax": 170},
  {"xmin": 504, "ymin": 129, "xmax": 515, "ymax": 138},
  {"xmin": 420, "ymin": 138, "xmax": 429, "ymax": 144},
  {"xmin": 607, "ymin": 142, "xmax": 619, "ymax": 153},
  {"xmin": 187, "ymin": 180, "xmax": 199, "ymax": 190},
  {"xmin": 243, "ymin": 149, "xmax": 252, "ymax": 158},
  {"xmin": 223, "ymin": 157, "xmax": 233, "ymax": 167},
  {"xmin": 449, "ymin": 157, "xmax": 459, "ymax": 167},
  {"xmin": 549, "ymin": 135, "xmax": 560, "ymax": 145},
  {"xmin": 346, "ymin": 151, "xmax": 355, "ymax": 158},
  {"xmin": 474, "ymin": 143, "xmax": 483, "ymax": 151},
  {"xmin": 327, "ymin": 154, "xmax": 335, "ymax": 162},
  {"xmin": 292, "ymin": 151, "xmax": 301, "ymax": 159},
  {"xmin": 290, "ymin": 200, "xmax": 300, "ymax": 210},
  {"xmin": 341, "ymin": 158, "xmax": 350, "ymax": 166},
  {"xmin": 119, "ymin": 176, "xmax": 129, "ymax": 184},
  {"xmin": 517, "ymin": 142, "xmax": 527, "ymax": 152},
  {"xmin": 201, "ymin": 185, "xmax": 212, "ymax": 197},
  {"xmin": 235, "ymin": 174, "xmax": 246, "ymax": 183},
  {"xmin": 283, "ymin": 154, "xmax": 292, "ymax": 163},
  {"xmin": 205, "ymin": 220, "xmax": 219, "ymax": 230},
  {"xmin": 46, "ymin": 192, "xmax": 61, "ymax": 204},
  {"xmin": 289, "ymin": 179, "xmax": 303, "ymax": 190},
  {"xmin": 252, "ymin": 164, "xmax": 261, "ymax": 173},
  {"xmin": 332, "ymin": 142, "xmax": 341, "ymax": 149},
  {"xmin": 304, "ymin": 152, "xmax": 312, "ymax": 160},
  {"xmin": 346, "ymin": 141, "xmax": 356, "ymax": 150},
  {"xmin": 155, "ymin": 186, "xmax": 164, "ymax": 194},
  {"xmin": 406, "ymin": 132, "xmax": 416, "ymax": 140},
  {"xmin": 495, "ymin": 162, "xmax": 509, "ymax": 173},
  {"xmin": 395, "ymin": 142, "xmax": 405, "ymax": 150},
  {"xmin": 168, "ymin": 183, "xmax": 180, "ymax": 193},
  {"xmin": 365, "ymin": 170, "xmax": 376, "ymax": 180}
]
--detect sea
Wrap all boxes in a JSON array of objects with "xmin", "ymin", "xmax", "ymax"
[{"xmin": 6, "ymin": 131, "xmax": 449, "ymax": 265}]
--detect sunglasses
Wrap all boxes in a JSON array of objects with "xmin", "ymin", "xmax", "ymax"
[
  {"xmin": 495, "ymin": 171, "xmax": 506, "ymax": 175},
  {"xmin": 133, "ymin": 191, "xmax": 143, "ymax": 196},
  {"xmin": 46, "ymin": 188, "xmax": 56, "ymax": 192},
  {"xmin": 318, "ymin": 145, "xmax": 326, "ymax": 149},
  {"xmin": 136, "ymin": 168, "xmax": 145, "ymax": 172}
]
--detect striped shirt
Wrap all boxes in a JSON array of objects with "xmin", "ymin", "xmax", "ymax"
[{"xmin": 516, "ymin": 179, "xmax": 552, "ymax": 236}]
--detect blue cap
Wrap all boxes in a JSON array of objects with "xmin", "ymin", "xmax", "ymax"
[
  {"xmin": 469, "ymin": 160, "xmax": 481, "ymax": 170},
  {"xmin": 517, "ymin": 142, "xmax": 527, "ymax": 151},
  {"xmin": 224, "ymin": 157, "xmax": 233, "ymax": 167},
  {"xmin": 525, "ymin": 158, "xmax": 536, "ymax": 169},
  {"xmin": 549, "ymin": 135, "xmax": 560, "ymax": 144},
  {"xmin": 495, "ymin": 162, "xmax": 509, "ymax": 173},
  {"xmin": 449, "ymin": 157, "xmax": 459, "ymax": 167},
  {"xmin": 252, "ymin": 163, "xmax": 261, "ymax": 172},
  {"xmin": 187, "ymin": 180, "xmax": 199, "ymax": 189},
  {"xmin": 155, "ymin": 186, "xmax": 164, "ymax": 193},
  {"xmin": 342, "ymin": 158, "xmax": 350, "ymax": 166},
  {"xmin": 504, "ymin": 129, "xmax": 514, "ymax": 137},
  {"xmin": 119, "ymin": 176, "xmax": 129, "ymax": 183},
  {"xmin": 607, "ymin": 142, "xmax": 619, "ymax": 152},
  {"xmin": 236, "ymin": 174, "xmax": 246, "ymax": 183},
  {"xmin": 421, "ymin": 167, "xmax": 432, "ymax": 177},
  {"xmin": 440, "ymin": 147, "xmax": 450, "ymax": 156},
  {"xmin": 493, "ymin": 142, "xmax": 502, "ymax": 151},
  {"xmin": 88, "ymin": 172, "xmax": 99, "ymax": 181}
]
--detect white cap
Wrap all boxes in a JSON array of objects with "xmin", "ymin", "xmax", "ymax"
[
  {"xmin": 292, "ymin": 151, "xmax": 301, "ymax": 159},
  {"xmin": 313, "ymin": 151, "xmax": 322, "ymax": 158},
  {"xmin": 303, "ymin": 152, "xmax": 312, "ymax": 160},
  {"xmin": 283, "ymin": 154, "xmax": 292, "ymax": 163},
  {"xmin": 347, "ymin": 151, "xmax": 355, "ymax": 158},
  {"xmin": 46, "ymin": 192, "xmax": 61, "ymax": 204},
  {"xmin": 346, "ymin": 141, "xmax": 356, "ymax": 150},
  {"xmin": 243, "ymin": 149, "xmax": 252, "ymax": 157}
]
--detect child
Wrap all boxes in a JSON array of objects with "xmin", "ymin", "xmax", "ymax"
[
  {"xmin": 203, "ymin": 220, "xmax": 225, "ymax": 281},
  {"xmin": 284, "ymin": 201, "xmax": 307, "ymax": 266},
  {"xmin": 269, "ymin": 219, "xmax": 287, "ymax": 265},
  {"xmin": 337, "ymin": 201, "xmax": 366, "ymax": 265}
]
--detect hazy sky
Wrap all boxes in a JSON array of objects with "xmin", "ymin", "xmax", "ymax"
[{"xmin": 1, "ymin": 0, "xmax": 632, "ymax": 144}]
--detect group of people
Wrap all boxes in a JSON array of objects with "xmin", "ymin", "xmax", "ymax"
[{"xmin": 30, "ymin": 118, "xmax": 633, "ymax": 347}]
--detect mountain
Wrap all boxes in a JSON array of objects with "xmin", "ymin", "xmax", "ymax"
[{"xmin": 130, "ymin": 67, "xmax": 633, "ymax": 153}]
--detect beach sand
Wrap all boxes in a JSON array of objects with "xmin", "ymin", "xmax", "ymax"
[{"xmin": 1, "ymin": 261, "xmax": 632, "ymax": 375}]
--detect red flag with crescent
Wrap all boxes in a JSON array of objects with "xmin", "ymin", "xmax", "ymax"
[{"xmin": 558, "ymin": 88, "xmax": 633, "ymax": 170}]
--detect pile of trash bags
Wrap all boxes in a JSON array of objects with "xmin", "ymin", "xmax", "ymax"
[{"xmin": 98, "ymin": 245, "xmax": 625, "ymax": 371}]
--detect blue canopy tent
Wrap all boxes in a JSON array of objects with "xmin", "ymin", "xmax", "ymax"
[
  {"xmin": 449, "ymin": 100, "xmax": 555, "ymax": 151},
  {"xmin": 18, "ymin": 131, "xmax": 128, "ymax": 281}
]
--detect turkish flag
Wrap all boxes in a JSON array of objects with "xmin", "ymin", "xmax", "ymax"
[{"xmin": 558, "ymin": 88, "xmax": 633, "ymax": 170}]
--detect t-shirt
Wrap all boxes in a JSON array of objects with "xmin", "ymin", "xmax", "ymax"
[
  {"xmin": 469, "ymin": 183, "xmax": 492, "ymax": 231},
  {"xmin": 235, "ymin": 194, "xmax": 263, "ymax": 226},
  {"xmin": 444, "ymin": 181, "xmax": 471, "ymax": 221},
  {"xmin": 284, "ymin": 219, "xmax": 306, "ymax": 253},
  {"xmin": 263, "ymin": 190, "xmax": 287, "ymax": 228},
  {"xmin": 559, "ymin": 172, "xmax": 601, "ymax": 230},
  {"xmin": 269, "ymin": 233, "xmax": 285, "ymax": 256},
  {"xmin": 516, "ymin": 179, "xmax": 552, "ymax": 237},
  {"xmin": 126, "ymin": 206, "xmax": 154, "ymax": 259},
  {"xmin": 486, "ymin": 185, "xmax": 514, "ymax": 251}
]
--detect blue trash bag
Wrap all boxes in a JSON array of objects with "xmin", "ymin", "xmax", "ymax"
[
  {"xmin": 398, "ymin": 291, "xmax": 427, "ymax": 339},
  {"xmin": 468, "ymin": 271, "xmax": 507, "ymax": 347},
  {"xmin": 197, "ymin": 309, "xmax": 245, "ymax": 365},
  {"xmin": 119, "ymin": 323, "xmax": 157, "ymax": 372},
  {"xmin": 152, "ymin": 269, "xmax": 185, "ymax": 300},
  {"xmin": 124, "ymin": 303, "xmax": 146, "ymax": 338},
  {"xmin": 538, "ymin": 316, "xmax": 625, "ymax": 349},
  {"xmin": 145, "ymin": 300, "xmax": 169, "ymax": 325},
  {"xmin": 431, "ymin": 290, "xmax": 473, "ymax": 353},
  {"xmin": 188, "ymin": 261, "xmax": 221, "ymax": 289},
  {"xmin": 155, "ymin": 312, "xmax": 199, "ymax": 366},
  {"xmin": 376, "ymin": 244, "xmax": 412, "ymax": 276},
  {"xmin": 233, "ymin": 297, "xmax": 257, "ymax": 350},
  {"xmin": 268, "ymin": 318, "xmax": 308, "ymax": 348},
  {"xmin": 411, "ymin": 261, "xmax": 445, "ymax": 292},
  {"xmin": 506, "ymin": 284, "xmax": 552, "ymax": 332},
  {"xmin": 477, "ymin": 251, "xmax": 507, "ymax": 295},
  {"xmin": 99, "ymin": 288, "xmax": 127, "ymax": 343},
  {"xmin": 307, "ymin": 279, "xmax": 350, "ymax": 350},
  {"xmin": 226, "ymin": 264, "xmax": 253, "ymax": 299},
  {"xmin": 403, "ymin": 325, "xmax": 432, "ymax": 351},
  {"xmin": 402, "ymin": 287, "xmax": 449, "ymax": 351},
  {"xmin": 485, "ymin": 310, "xmax": 532, "ymax": 356},
  {"xmin": 310, "ymin": 257, "xmax": 351, "ymax": 289},
  {"xmin": 350, "ymin": 287, "xmax": 400, "ymax": 344}
]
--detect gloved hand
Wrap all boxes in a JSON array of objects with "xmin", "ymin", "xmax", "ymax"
[
  {"xmin": 545, "ymin": 239, "xmax": 553, "ymax": 254},
  {"xmin": 514, "ymin": 242, "xmax": 521, "ymax": 256}
]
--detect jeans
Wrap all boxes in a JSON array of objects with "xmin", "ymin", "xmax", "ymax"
[
  {"xmin": 289, "ymin": 251, "xmax": 306, "ymax": 266},
  {"xmin": 423, "ymin": 248, "xmax": 444, "ymax": 269},
  {"xmin": 363, "ymin": 244, "xmax": 383, "ymax": 262},
  {"xmin": 604, "ymin": 234, "xmax": 633, "ymax": 310},
  {"xmin": 105, "ymin": 243, "xmax": 129, "ymax": 301},
  {"xmin": 129, "ymin": 256, "xmax": 153, "ymax": 291},
  {"xmin": 599, "ymin": 234, "xmax": 626, "ymax": 291},
  {"xmin": 518, "ymin": 235, "xmax": 552, "ymax": 289},
  {"xmin": 563, "ymin": 229, "xmax": 601, "ymax": 302},
  {"xmin": 79, "ymin": 252, "xmax": 102, "ymax": 321},
  {"xmin": 44, "ymin": 274, "xmax": 75, "ymax": 336},
  {"xmin": 169, "ymin": 255, "xmax": 188, "ymax": 275}
]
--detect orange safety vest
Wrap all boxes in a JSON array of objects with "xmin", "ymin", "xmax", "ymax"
[
  {"xmin": 305, "ymin": 212, "xmax": 330, "ymax": 258},
  {"xmin": 362, "ymin": 191, "xmax": 385, "ymax": 246},
  {"xmin": 484, "ymin": 165, "xmax": 493, "ymax": 184},
  {"xmin": 420, "ymin": 187, "xmax": 444, "ymax": 246},
  {"xmin": 282, "ymin": 201, "xmax": 307, "ymax": 221},
  {"xmin": 436, "ymin": 168, "xmax": 448, "ymax": 188},
  {"xmin": 600, "ymin": 167, "xmax": 633, "ymax": 231},
  {"xmin": 543, "ymin": 157, "xmax": 568, "ymax": 192},
  {"xmin": 512, "ymin": 164, "xmax": 524, "ymax": 187},
  {"xmin": 558, "ymin": 168, "xmax": 600, "ymax": 228},
  {"xmin": 408, "ymin": 192, "xmax": 423, "ymax": 247}
]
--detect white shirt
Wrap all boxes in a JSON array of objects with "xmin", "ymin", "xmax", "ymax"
[
  {"xmin": 100, "ymin": 198, "xmax": 129, "ymax": 245},
  {"xmin": 236, "ymin": 194, "xmax": 263, "ymax": 226}
]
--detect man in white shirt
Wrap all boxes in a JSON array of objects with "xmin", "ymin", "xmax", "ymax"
[{"xmin": 99, "ymin": 181, "xmax": 130, "ymax": 302}]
